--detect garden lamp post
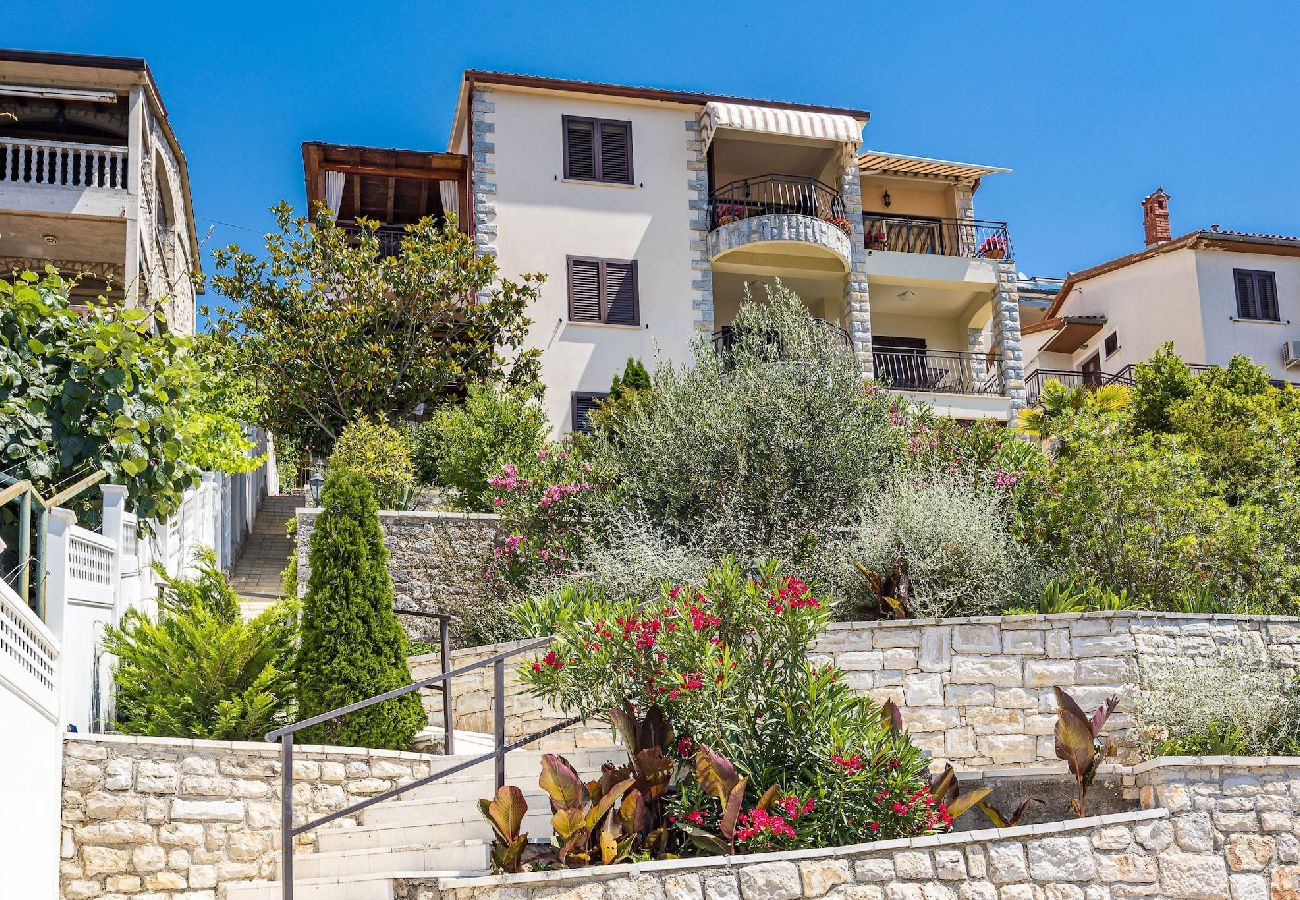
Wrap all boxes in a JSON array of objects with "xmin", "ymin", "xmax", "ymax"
[{"xmin": 308, "ymin": 471, "xmax": 325, "ymax": 506}]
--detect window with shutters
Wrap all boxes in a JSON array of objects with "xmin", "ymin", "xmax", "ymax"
[
  {"xmin": 1104, "ymin": 332, "xmax": 1119, "ymax": 357},
  {"xmin": 563, "ymin": 115, "xmax": 633, "ymax": 184},
  {"xmin": 1234, "ymin": 268, "xmax": 1281, "ymax": 321},
  {"xmin": 567, "ymin": 256, "xmax": 640, "ymax": 325},
  {"xmin": 571, "ymin": 392, "xmax": 608, "ymax": 434}
]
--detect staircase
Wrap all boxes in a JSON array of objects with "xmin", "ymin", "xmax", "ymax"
[
  {"xmin": 224, "ymin": 743, "xmax": 622, "ymax": 900},
  {"xmin": 228, "ymin": 494, "xmax": 302, "ymax": 618}
]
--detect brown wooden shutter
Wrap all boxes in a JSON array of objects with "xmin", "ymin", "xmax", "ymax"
[
  {"xmin": 568, "ymin": 257, "xmax": 602, "ymax": 321},
  {"xmin": 598, "ymin": 121, "xmax": 633, "ymax": 184},
  {"xmin": 564, "ymin": 117, "xmax": 596, "ymax": 180},
  {"xmin": 1257, "ymin": 272, "xmax": 1280, "ymax": 320},
  {"xmin": 1235, "ymin": 269, "xmax": 1258, "ymax": 319},
  {"xmin": 571, "ymin": 392, "xmax": 607, "ymax": 433},
  {"xmin": 603, "ymin": 260, "xmax": 639, "ymax": 325}
]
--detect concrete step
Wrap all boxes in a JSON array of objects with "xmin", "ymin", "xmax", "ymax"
[
  {"xmin": 294, "ymin": 839, "xmax": 488, "ymax": 879},
  {"xmin": 401, "ymin": 746, "xmax": 623, "ymax": 800},
  {"xmin": 359, "ymin": 790, "xmax": 550, "ymax": 828},
  {"xmin": 226, "ymin": 868, "xmax": 476, "ymax": 900},
  {"xmin": 319, "ymin": 812, "xmax": 552, "ymax": 853}
]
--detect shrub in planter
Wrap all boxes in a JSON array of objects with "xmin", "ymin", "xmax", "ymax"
[
  {"xmin": 295, "ymin": 471, "xmax": 426, "ymax": 749},
  {"xmin": 520, "ymin": 559, "xmax": 942, "ymax": 852},
  {"xmin": 327, "ymin": 416, "xmax": 415, "ymax": 510}
]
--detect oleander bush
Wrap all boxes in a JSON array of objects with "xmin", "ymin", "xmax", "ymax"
[
  {"xmin": 104, "ymin": 549, "xmax": 297, "ymax": 741},
  {"xmin": 520, "ymin": 560, "xmax": 945, "ymax": 854}
]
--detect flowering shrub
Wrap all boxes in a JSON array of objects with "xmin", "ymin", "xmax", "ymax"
[
  {"xmin": 485, "ymin": 445, "xmax": 595, "ymax": 591},
  {"xmin": 521, "ymin": 559, "xmax": 938, "ymax": 851},
  {"xmin": 978, "ymin": 235, "xmax": 1009, "ymax": 258}
]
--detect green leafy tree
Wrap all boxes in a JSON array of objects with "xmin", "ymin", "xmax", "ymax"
[
  {"xmin": 1129, "ymin": 342, "xmax": 1195, "ymax": 433},
  {"xmin": 211, "ymin": 205, "xmax": 544, "ymax": 450},
  {"xmin": 421, "ymin": 384, "xmax": 548, "ymax": 509},
  {"xmin": 0, "ymin": 269, "xmax": 256, "ymax": 521},
  {"xmin": 589, "ymin": 357, "xmax": 653, "ymax": 438},
  {"xmin": 296, "ymin": 471, "xmax": 426, "ymax": 749},
  {"xmin": 328, "ymin": 416, "xmax": 416, "ymax": 510},
  {"xmin": 103, "ymin": 549, "xmax": 297, "ymax": 740}
]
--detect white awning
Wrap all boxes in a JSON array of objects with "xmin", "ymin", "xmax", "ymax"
[{"xmin": 699, "ymin": 102, "xmax": 863, "ymax": 152}]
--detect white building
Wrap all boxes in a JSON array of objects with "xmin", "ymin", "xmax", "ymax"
[
  {"xmin": 305, "ymin": 71, "xmax": 1027, "ymax": 430},
  {"xmin": 1023, "ymin": 188, "xmax": 1300, "ymax": 399},
  {"xmin": 0, "ymin": 48, "xmax": 199, "ymax": 334}
]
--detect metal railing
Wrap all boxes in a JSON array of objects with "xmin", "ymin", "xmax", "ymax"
[
  {"xmin": 0, "ymin": 138, "xmax": 129, "ymax": 190},
  {"xmin": 338, "ymin": 222, "xmax": 407, "ymax": 258},
  {"xmin": 873, "ymin": 349, "xmax": 1004, "ymax": 395},
  {"xmin": 264, "ymin": 622, "xmax": 579, "ymax": 899},
  {"xmin": 862, "ymin": 214, "xmax": 1011, "ymax": 260},
  {"xmin": 709, "ymin": 173, "xmax": 846, "ymax": 230},
  {"xmin": 1023, "ymin": 368, "xmax": 1103, "ymax": 405}
]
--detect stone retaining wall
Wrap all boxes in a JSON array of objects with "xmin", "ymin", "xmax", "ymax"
[
  {"xmin": 408, "ymin": 641, "xmax": 613, "ymax": 751},
  {"xmin": 415, "ymin": 612, "xmax": 1300, "ymax": 768},
  {"xmin": 813, "ymin": 611, "xmax": 1299, "ymax": 768},
  {"xmin": 398, "ymin": 759, "xmax": 1300, "ymax": 900},
  {"xmin": 296, "ymin": 509, "xmax": 501, "ymax": 646},
  {"xmin": 59, "ymin": 733, "xmax": 435, "ymax": 900}
]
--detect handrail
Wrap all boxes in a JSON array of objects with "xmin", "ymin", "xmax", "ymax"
[{"xmin": 266, "ymin": 627, "xmax": 567, "ymax": 899}]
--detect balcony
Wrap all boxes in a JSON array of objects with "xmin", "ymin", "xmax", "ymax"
[
  {"xmin": 707, "ymin": 173, "xmax": 853, "ymax": 267},
  {"xmin": 863, "ymin": 214, "xmax": 1011, "ymax": 260},
  {"xmin": 1, "ymin": 138, "xmax": 128, "ymax": 191},
  {"xmin": 711, "ymin": 320, "xmax": 852, "ymax": 359},
  {"xmin": 873, "ymin": 349, "xmax": 1003, "ymax": 396},
  {"xmin": 339, "ymin": 222, "xmax": 406, "ymax": 258}
]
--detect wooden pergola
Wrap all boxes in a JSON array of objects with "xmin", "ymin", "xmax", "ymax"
[{"xmin": 301, "ymin": 142, "xmax": 469, "ymax": 229}]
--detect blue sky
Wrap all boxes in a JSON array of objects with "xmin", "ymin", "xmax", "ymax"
[{"xmin": 18, "ymin": 0, "xmax": 1300, "ymax": 312}]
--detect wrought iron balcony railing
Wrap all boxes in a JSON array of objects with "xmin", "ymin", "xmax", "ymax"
[
  {"xmin": 711, "ymin": 321, "xmax": 853, "ymax": 359},
  {"xmin": 863, "ymin": 214, "xmax": 1012, "ymax": 260},
  {"xmin": 0, "ymin": 138, "xmax": 129, "ymax": 191},
  {"xmin": 338, "ymin": 222, "xmax": 406, "ymax": 258},
  {"xmin": 874, "ymin": 349, "xmax": 1004, "ymax": 396},
  {"xmin": 709, "ymin": 173, "xmax": 846, "ymax": 230}
]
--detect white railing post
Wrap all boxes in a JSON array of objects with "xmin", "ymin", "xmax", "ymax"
[
  {"xmin": 100, "ymin": 484, "xmax": 128, "ymax": 620},
  {"xmin": 42, "ymin": 509, "xmax": 76, "ymax": 645}
]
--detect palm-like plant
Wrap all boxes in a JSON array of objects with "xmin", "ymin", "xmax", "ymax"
[{"xmin": 1016, "ymin": 381, "xmax": 1131, "ymax": 442}]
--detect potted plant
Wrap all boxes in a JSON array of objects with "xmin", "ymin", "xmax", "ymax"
[
  {"xmin": 979, "ymin": 235, "xmax": 1009, "ymax": 260},
  {"xmin": 867, "ymin": 229, "xmax": 889, "ymax": 250},
  {"xmin": 714, "ymin": 204, "xmax": 745, "ymax": 227},
  {"xmin": 827, "ymin": 216, "xmax": 853, "ymax": 236}
]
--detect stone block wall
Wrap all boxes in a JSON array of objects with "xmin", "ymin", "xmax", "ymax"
[
  {"xmin": 813, "ymin": 612, "xmax": 1300, "ymax": 768},
  {"xmin": 296, "ymin": 509, "xmax": 501, "ymax": 646},
  {"xmin": 60, "ymin": 733, "xmax": 436, "ymax": 900},
  {"xmin": 399, "ymin": 759, "xmax": 1300, "ymax": 899},
  {"xmin": 408, "ymin": 640, "xmax": 613, "ymax": 751}
]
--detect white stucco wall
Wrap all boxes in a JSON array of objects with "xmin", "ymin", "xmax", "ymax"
[
  {"xmin": 1028, "ymin": 248, "xmax": 1205, "ymax": 375},
  {"xmin": 1194, "ymin": 248, "xmax": 1300, "ymax": 380},
  {"xmin": 485, "ymin": 88, "xmax": 697, "ymax": 432}
]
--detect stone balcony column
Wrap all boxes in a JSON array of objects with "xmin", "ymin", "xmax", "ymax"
[
  {"xmin": 840, "ymin": 158, "xmax": 873, "ymax": 377},
  {"xmin": 992, "ymin": 261, "xmax": 1026, "ymax": 411}
]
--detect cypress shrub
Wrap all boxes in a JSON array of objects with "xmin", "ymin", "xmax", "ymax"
[{"xmin": 296, "ymin": 471, "xmax": 426, "ymax": 749}]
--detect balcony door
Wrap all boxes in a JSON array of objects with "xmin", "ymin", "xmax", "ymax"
[
  {"xmin": 873, "ymin": 336, "xmax": 931, "ymax": 391},
  {"xmin": 1081, "ymin": 352, "xmax": 1103, "ymax": 387}
]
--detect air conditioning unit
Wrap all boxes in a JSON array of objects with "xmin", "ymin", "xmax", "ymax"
[{"xmin": 1285, "ymin": 340, "xmax": 1300, "ymax": 370}]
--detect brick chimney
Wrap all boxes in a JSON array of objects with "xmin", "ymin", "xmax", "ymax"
[{"xmin": 1141, "ymin": 186, "xmax": 1171, "ymax": 246}]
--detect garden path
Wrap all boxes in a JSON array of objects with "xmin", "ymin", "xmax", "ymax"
[{"xmin": 229, "ymin": 493, "xmax": 301, "ymax": 617}]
